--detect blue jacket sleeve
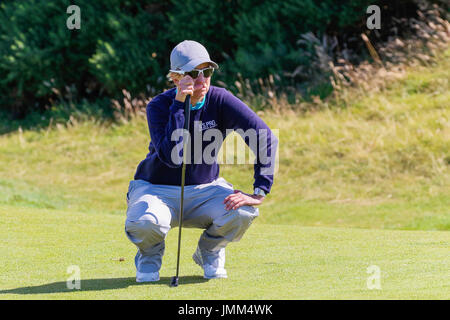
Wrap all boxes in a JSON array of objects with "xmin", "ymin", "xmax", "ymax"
[
  {"xmin": 147, "ymin": 96, "xmax": 186, "ymax": 168},
  {"xmin": 219, "ymin": 89, "xmax": 278, "ymax": 194}
]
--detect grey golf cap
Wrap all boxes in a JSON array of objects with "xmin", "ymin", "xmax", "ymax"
[{"xmin": 170, "ymin": 40, "xmax": 219, "ymax": 72}]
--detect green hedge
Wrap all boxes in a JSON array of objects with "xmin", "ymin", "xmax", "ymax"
[
  {"xmin": 0, "ymin": 0, "xmax": 433, "ymax": 118},
  {"xmin": 0, "ymin": 0, "xmax": 168, "ymax": 117}
]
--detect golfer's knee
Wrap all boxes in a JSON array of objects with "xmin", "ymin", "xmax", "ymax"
[
  {"xmin": 125, "ymin": 214, "xmax": 170, "ymax": 244},
  {"xmin": 234, "ymin": 206, "xmax": 259, "ymax": 227},
  {"xmin": 220, "ymin": 206, "xmax": 258, "ymax": 243}
]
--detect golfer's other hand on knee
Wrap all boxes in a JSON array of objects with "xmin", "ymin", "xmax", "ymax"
[{"xmin": 223, "ymin": 190, "xmax": 264, "ymax": 210}]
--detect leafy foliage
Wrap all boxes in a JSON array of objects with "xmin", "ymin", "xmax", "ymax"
[{"xmin": 0, "ymin": 0, "xmax": 443, "ymax": 118}]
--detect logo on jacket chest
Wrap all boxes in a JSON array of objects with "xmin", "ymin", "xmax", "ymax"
[{"xmin": 196, "ymin": 120, "xmax": 218, "ymax": 131}]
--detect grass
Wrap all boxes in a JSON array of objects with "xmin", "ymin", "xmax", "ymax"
[
  {"xmin": 0, "ymin": 50, "xmax": 448, "ymax": 299},
  {"xmin": 1, "ymin": 205, "xmax": 449, "ymax": 299},
  {"xmin": 0, "ymin": 56, "xmax": 448, "ymax": 230}
]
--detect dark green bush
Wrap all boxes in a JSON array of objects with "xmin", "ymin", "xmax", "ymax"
[
  {"xmin": 88, "ymin": 6, "xmax": 167, "ymax": 97},
  {"xmin": 0, "ymin": 0, "xmax": 109, "ymax": 117},
  {"xmin": 0, "ymin": 0, "xmax": 441, "ymax": 119},
  {"xmin": 0, "ymin": 0, "xmax": 167, "ymax": 118}
]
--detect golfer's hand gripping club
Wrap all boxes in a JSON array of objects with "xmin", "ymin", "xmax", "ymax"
[{"xmin": 175, "ymin": 75, "xmax": 194, "ymax": 103}]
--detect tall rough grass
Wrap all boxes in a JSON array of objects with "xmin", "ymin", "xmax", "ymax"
[{"xmin": 329, "ymin": 2, "xmax": 449, "ymax": 103}]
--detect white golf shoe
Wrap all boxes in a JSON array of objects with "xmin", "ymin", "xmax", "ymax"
[
  {"xmin": 192, "ymin": 246, "xmax": 227, "ymax": 279},
  {"xmin": 136, "ymin": 271, "xmax": 160, "ymax": 282}
]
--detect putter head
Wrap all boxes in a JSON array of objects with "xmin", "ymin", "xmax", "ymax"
[{"xmin": 170, "ymin": 276, "xmax": 179, "ymax": 287}]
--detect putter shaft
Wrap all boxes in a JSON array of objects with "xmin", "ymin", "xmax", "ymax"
[{"xmin": 172, "ymin": 94, "xmax": 191, "ymax": 287}]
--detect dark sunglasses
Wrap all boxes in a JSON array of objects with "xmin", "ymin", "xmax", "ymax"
[{"xmin": 183, "ymin": 67, "xmax": 214, "ymax": 79}]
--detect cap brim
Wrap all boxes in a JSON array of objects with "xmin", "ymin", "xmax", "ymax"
[{"xmin": 180, "ymin": 58, "xmax": 219, "ymax": 72}]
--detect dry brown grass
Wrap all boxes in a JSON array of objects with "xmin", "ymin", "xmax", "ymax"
[
  {"xmin": 111, "ymin": 89, "xmax": 150, "ymax": 123},
  {"xmin": 328, "ymin": 2, "xmax": 449, "ymax": 102}
]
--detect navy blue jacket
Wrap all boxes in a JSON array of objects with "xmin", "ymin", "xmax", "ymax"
[{"xmin": 134, "ymin": 86, "xmax": 278, "ymax": 193}]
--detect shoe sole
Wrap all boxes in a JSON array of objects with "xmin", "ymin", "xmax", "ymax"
[
  {"xmin": 136, "ymin": 271, "xmax": 160, "ymax": 282},
  {"xmin": 136, "ymin": 277, "xmax": 160, "ymax": 283},
  {"xmin": 203, "ymin": 273, "xmax": 228, "ymax": 279}
]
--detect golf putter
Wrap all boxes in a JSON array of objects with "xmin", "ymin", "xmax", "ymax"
[{"xmin": 171, "ymin": 94, "xmax": 191, "ymax": 287}]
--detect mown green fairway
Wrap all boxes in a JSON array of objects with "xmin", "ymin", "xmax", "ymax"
[
  {"xmin": 0, "ymin": 51, "xmax": 448, "ymax": 299},
  {"xmin": 0, "ymin": 204, "xmax": 449, "ymax": 299}
]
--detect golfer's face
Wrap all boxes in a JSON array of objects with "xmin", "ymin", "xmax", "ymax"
[{"xmin": 192, "ymin": 62, "xmax": 211, "ymax": 97}]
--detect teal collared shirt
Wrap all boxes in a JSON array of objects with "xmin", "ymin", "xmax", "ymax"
[{"xmin": 175, "ymin": 88, "xmax": 206, "ymax": 110}]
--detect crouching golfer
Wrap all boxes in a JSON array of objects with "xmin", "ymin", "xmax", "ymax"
[{"xmin": 124, "ymin": 40, "xmax": 278, "ymax": 282}]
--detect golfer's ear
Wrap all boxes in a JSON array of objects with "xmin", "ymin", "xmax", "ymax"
[{"xmin": 169, "ymin": 72, "xmax": 180, "ymax": 85}]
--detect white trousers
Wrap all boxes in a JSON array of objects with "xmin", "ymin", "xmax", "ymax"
[{"xmin": 124, "ymin": 177, "xmax": 259, "ymax": 273}]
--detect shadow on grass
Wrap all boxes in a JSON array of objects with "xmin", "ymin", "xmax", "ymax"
[{"xmin": 0, "ymin": 276, "xmax": 208, "ymax": 295}]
